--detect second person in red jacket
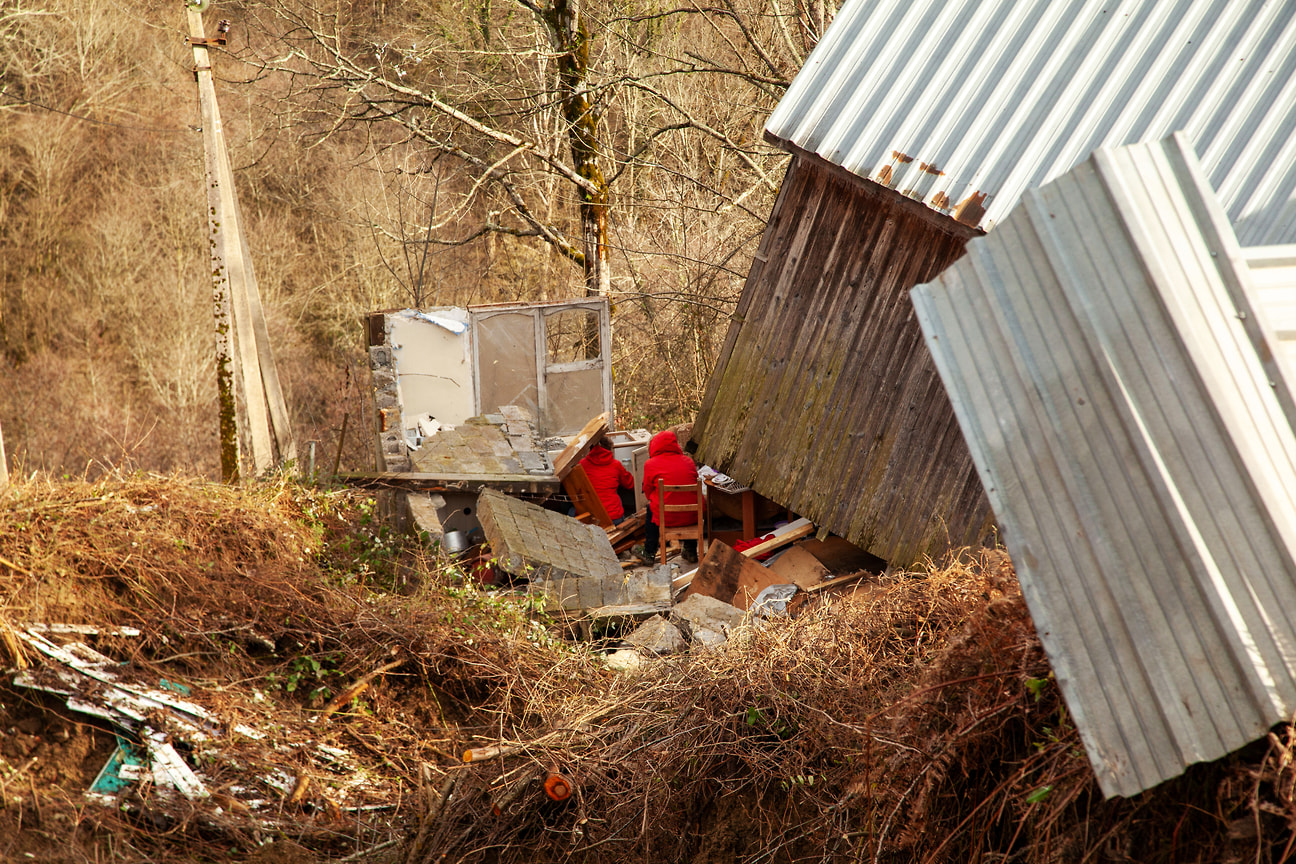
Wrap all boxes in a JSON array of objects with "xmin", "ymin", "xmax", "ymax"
[{"xmin": 642, "ymin": 429, "xmax": 701, "ymax": 562}]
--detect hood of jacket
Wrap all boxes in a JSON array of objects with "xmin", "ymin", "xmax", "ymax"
[
  {"xmin": 584, "ymin": 446, "xmax": 618, "ymax": 467},
  {"xmin": 648, "ymin": 429, "xmax": 683, "ymax": 458}
]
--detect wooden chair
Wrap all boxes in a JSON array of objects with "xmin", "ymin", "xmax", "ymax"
[{"xmin": 656, "ymin": 478, "xmax": 706, "ymax": 565}]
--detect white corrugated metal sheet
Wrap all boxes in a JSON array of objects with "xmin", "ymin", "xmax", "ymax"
[
  {"xmin": 768, "ymin": 0, "xmax": 1296, "ymax": 244},
  {"xmin": 910, "ymin": 134, "xmax": 1296, "ymax": 798},
  {"xmin": 1247, "ymin": 246, "xmax": 1296, "ymax": 376}
]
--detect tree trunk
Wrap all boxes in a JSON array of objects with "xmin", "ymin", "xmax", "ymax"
[{"xmin": 546, "ymin": 0, "xmax": 610, "ymax": 300}]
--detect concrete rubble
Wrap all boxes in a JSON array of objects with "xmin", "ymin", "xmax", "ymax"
[
  {"xmin": 671, "ymin": 594, "xmax": 747, "ymax": 647},
  {"xmin": 623, "ymin": 614, "xmax": 686, "ymax": 654},
  {"xmin": 477, "ymin": 489, "xmax": 670, "ymax": 613}
]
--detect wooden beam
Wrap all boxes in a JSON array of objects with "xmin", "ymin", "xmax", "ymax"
[
  {"xmin": 551, "ymin": 412, "xmax": 610, "ymax": 479},
  {"xmin": 334, "ymin": 471, "xmax": 560, "ymax": 494},
  {"xmin": 805, "ymin": 571, "xmax": 868, "ymax": 593},
  {"xmin": 606, "ymin": 509, "xmax": 646, "ymax": 545},
  {"xmin": 188, "ymin": 8, "xmax": 240, "ymax": 481},
  {"xmin": 563, "ymin": 463, "xmax": 611, "ymax": 527},
  {"xmin": 739, "ymin": 518, "xmax": 815, "ymax": 558}
]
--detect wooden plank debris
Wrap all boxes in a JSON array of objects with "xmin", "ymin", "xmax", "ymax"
[
  {"xmin": 563, "ymin": 463, "xmax": 610, "ymax": 525},
  {"xmin": 682, "ymin": 540, "xmax": 772, "ymax": 605},
  {"xmin": 806, "ymin": 571, "xmax": 868, "ymax": 593},
  {"xmin": 765, "ymin": 545, "xmax": 831, "ymax": 589},
  {"xmin": 551, "ymin": 412, "xmax": 611, "ymax": 479},
  {"xmin": 605, "ymin": 509, "xmax": 647, "ymax": 552},
  {"xmin": 739, "ymin": 518, "xmax": 814, "ymax": 558}
]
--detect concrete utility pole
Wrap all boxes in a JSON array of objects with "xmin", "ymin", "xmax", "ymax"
[{"xmin": 186, "ymin": 2, "xmax": 296, "ymax": 481}]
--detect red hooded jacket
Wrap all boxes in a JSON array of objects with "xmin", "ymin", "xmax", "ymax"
[
  {"xmin": 579, "ymin": 446, "xmax": 634, "ymax": 521},
  {"xmin": 642, "ymin": 430, "xmax": 702, "ymax": 527}
]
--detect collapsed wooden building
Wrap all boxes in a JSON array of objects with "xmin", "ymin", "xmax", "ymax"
[{"xmin": 690, "ymin": 0, "xmax": 1296, "ymax": 568}]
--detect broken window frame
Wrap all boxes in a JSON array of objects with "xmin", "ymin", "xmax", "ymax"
[{"xmin": 469, "ymin": 298, "xmax": 613, "ymax": 437}]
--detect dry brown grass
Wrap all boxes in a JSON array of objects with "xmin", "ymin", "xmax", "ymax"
[{"xmin": 1, "ymin": 477, "xmax": 1294, "ymax": 862}]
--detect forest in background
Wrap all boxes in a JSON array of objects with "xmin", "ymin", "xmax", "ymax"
[{"xmin": 0, "ymin": 0, "xmax": 823, "ymax": 478}]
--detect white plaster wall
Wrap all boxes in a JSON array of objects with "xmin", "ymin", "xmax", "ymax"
[{"xmin": 389, "ymin": 308, "xmax": 475, "ymax": 431}]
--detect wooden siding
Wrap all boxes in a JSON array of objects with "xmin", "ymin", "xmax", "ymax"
[
  {"xmin": 692, "ymin": 153, "xmax": 995, "ymax": 566},
  {"xmin": 911, "ymin": 135, "xmax": 1296, "ymax": 797}
]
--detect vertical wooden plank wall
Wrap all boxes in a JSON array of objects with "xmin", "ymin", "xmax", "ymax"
[{"xmin": 692, "ymin": 153, "xmax": 995, "ymax": 566}]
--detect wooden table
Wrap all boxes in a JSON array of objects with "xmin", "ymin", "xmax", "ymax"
[{"xmin": 704, "ymin": 477, "xmax": 757, "ymax": 544}]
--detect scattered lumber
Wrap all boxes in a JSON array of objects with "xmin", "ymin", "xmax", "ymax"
[
  {"xmin": 320, "ymin": 658, "xmax": 404, "ymax": 718},
  {"xmin": 806, "ymin": 571, "xmax": 869, "ymax": 593},
  {"xmin": 607, "ymin": 509, "xmax": 647, "ymax": 552}
]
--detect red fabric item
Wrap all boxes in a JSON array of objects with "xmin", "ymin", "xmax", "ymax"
[
  {"xmin": 642, "ymin": 430, "xmax": 702, "ymax": 527},
  {"xmin": 579, "ymin": 447, "xmax": 633, "ymax": 521},
  {"xmin": 732, "ymin": 533, "xmax": 777, "ymax": 560}
]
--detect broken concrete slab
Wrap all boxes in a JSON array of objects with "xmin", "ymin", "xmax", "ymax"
[
  {"xmin": 478, "ymin": 489, "xmax": 644, "ymax": 613},
  {"xmin": 405, "ymin": 490, "xmax": 481, "ymax": 546},
  {"xmin": 623, "ymin": 615, "xmax": 685, "ymax": 654},
  {"xmin": 578, "ymin": 566, "xmax": 673, "ymax": 618},
  {"xmin": 671, "ymin": 593, "xmax": 747, "ymax": 647},
  {"xmin": 604, "ymin": 649, "xmax": 643, "ymax": 673},
  {"xmin": 410, "ymin": 411, "xmax": 553, "ymax": 478}
]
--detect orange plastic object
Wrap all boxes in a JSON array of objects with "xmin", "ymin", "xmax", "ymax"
[{"xmin": 543, "ymin": 771, "xmax": 572, "ymax": 802}]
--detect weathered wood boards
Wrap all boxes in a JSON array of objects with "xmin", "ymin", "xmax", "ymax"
[
  {"xmin": 552, "ymin": 412, "xmax": 611, "ymax": 480},
  {"xmin": 911, "ymin": 135, "xmax": 1296, "ymax": 798},
  {"xmin": 690, "ymin": 155, "xmax": 994, "ymax": 568},
  {"xmin": 681, "ymin": 540, "xmax": 772, "ymax": 605},
  {"xmin": 188, "ymin": 8, "xmax": 294, "ymax": 479}
]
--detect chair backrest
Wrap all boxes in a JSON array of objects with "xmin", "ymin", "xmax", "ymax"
[{"xmin": 656, "ymin": 478, "xmax": 705, "ymax": 565}]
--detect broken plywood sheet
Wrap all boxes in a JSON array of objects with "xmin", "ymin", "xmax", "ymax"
[
  {"xmin": 730, "ymin": 545, "xmax": 823, "ymax": 610},
  {"xmin": 552, "ymin": 412, "xmax": 611, "ymax": 479},
  {"xmin": 796, "ymin": 536, "xmax": 886, "ymax": 575},
  {"xmin": 682, "ymin": 541, "xmax": 770, "ymax": 606},
  {"xmin": 476, "ymin": 489, "xmax": 627, "ymax": 612},
  {"xmin": 765, "ymin": 546, "xmax": 831, "ymax": 590}
]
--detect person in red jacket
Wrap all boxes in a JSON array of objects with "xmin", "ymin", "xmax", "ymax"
[
  {"xmin": 642, "ymin": 429, "xmax": 702, "ymax": 562},
  {"xmin": 579, "ymin": 435, "xmax": 635, "ymax": 523}
]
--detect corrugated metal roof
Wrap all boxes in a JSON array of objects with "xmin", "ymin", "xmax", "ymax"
[
  {"xmin": 910, "ymin": 134, "xmax": 1296, "ymax": 797},
  {"xmin": 768, "ymin": 0, "xmax": 1296, "ymax": 244}
]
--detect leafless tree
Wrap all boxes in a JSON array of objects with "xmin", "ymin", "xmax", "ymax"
[{"xmin": 237, "ymin": 0, "xmax": 823, "ymax": 305}]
